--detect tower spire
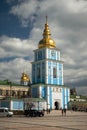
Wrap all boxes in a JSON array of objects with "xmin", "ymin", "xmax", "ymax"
[
  {"xmin": 46, "ymin": 16, "xmax": 48, "ymax": 24},
  {"xmin": 43, "ymin": 16, "xmax": 51, "ymax": 38},
  {"xmin": 38, "ymin": 17, "xmax": 56, "ymax": 49}
]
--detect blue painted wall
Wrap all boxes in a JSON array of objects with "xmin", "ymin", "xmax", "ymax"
[
  {"xmin": 13, "ymin": 101, "xmax": 23, "ymax": 110},
  {"xmin": 49, "ymin": 87, "xmax": 52, "ymax": 109},
  {"xmin": 32, "ymin": 48, "xmax": 63, "ymax": 85},
  {"xmin": 32, "ymin": 87, "xmax": 38, "ymax": 98},
  {"xmin": 0, "ymin": 100, "xmax": 24, "ymax": 110},
  {"xmin": 0, "ymin": 101, "xmax": 10, "ymax": 109},
  {"xmin": 41, "ymin": 87, "xmax": 46, "ymax": 99},
  {"xmin": 47, "ymin": 61, "xmax": 63, "ymax": 85}
]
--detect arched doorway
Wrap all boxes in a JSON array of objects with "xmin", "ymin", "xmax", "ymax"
[{"xmin": 54, "ymin": 101, "xmax": 59, "ymax": 110}]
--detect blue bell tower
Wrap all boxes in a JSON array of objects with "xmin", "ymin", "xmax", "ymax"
[{"xmin": 31, "ymin": 17, "xmax": 70, "ymax": 109}]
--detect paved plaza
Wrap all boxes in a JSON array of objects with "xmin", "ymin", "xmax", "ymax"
[{"xmin": 0, "ymin": 110, "xmax": 87, "ymax": 130}]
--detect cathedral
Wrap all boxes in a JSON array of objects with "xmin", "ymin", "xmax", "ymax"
[
  {"xmin": 31, "ymin": 17, "xmax": 70, "ymax": 109},
  {"xmin": 0, "ymin": 18, "xmax": 70, "ymax": 110}
]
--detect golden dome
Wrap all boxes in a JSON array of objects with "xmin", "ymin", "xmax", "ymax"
[
  {"xmin": 38, "ymin": 17, "xmax": 56, "ymax": 49},
  {"xmin": 21, "ymin": 73, "xmax": 30, "ymax": 82}
]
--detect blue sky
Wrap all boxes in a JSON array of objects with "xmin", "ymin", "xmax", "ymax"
[
  {"xmin": 0, "ymin": 0, "xmax": 87, "ymax": 95},
  {"xmin": 0, "ymin": 0, "xmax": 32, "ymax": 39}
]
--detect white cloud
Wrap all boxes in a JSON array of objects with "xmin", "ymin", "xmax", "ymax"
[
  {"xmin": 0, "ymin": 58, "xmax": 31, "ymax": 83},
  {"xmin": 67, "ymin": 0, "xmax": 87, "ymax": 13},
  {"xmin": 0, "ymin": 35, "xmax": 34, "ymax": 82},
  {"xmin": 76, "ymin": 86, "xmax": 87, "ymax": 96},
  {"xmin": 0, "ymin": 35, "xmax": 36, "ymax": 58},
  {"xmin": 10, "ymin": 0, "xmax": 39, "ymax": 27}
]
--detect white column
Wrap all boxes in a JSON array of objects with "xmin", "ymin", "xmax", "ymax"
[
  {"xmin": 51, "ymin": 61, "xmax": 53, "ymax": 84},
  {"xmin": 46, "ymin": 61, "xmax": 48, "ymax": 84},
  {"xmin": 62, "ymin": 64, "xmax": 64, "ymax": 85},
  {"xmin": 39, "ymin": 86, "xmax": 42, "ymax": 98},
  {"xmin": 47, "ymin": 86, "xmax": 50, "ymax": 109}
]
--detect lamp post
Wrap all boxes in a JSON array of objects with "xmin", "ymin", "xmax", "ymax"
[
  {"xmin": 9, "ymin": 82, "xmax": 12, "ymax": 99},
  {"xmin": 8, "ymin": 81, "xmax": 12, "ymax": 110},
  {"xmin": 38, "ymin": 101, "xmax": 39, "ymax": 111}
]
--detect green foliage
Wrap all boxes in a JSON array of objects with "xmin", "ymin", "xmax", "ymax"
[
  {"xmin": 70, "ymin": 95, "xmax": 76, "ymax": 98},
  {"xmin": 0, "ymin": 80, "xmax": 9, "ymax": 85}
]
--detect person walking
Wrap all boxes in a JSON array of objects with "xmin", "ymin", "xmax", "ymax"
[
  {"xmin": 64, "ymin": 108, "xmax": 66, "ymax": 116},
  {"xmin": 61, "ymin": 109, "xmax": 64, "ymax": 116}
]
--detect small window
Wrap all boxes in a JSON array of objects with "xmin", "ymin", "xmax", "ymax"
[
  {"xmin": 53, "ymin": 67, "xmax": 57, "ymax": 78},
  {"xmin": 6, "ymin": 90, "xmax": 9, "ymax": 96},
  {"xmin": 0, "ymin": 89, "xmax": 2, "ymax": 95},
  {"xmin": 37, "ymin": 67, "xmax": 40, "ymax": 79}
]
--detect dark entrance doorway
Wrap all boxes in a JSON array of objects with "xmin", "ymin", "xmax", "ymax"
[{"xmin": 54, "ymin": 101, "xmax": 59, "ymax": 110}]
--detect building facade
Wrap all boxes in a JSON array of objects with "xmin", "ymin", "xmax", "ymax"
[
  {"xmin": 0, "ymin": 84, "xmax": 29, "ymax": 99},
  {"xmin": 0, "ymin": 72, "xmax": 31, "ymax": 99},
  {"xmin": 31, "ymin": 18, "xmax": 70, "ymax": 109}
]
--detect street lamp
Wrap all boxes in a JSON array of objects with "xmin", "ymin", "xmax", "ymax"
[
  {"xmin": 8, "ymin": 81, "xmax": 12, "ymax": 99},
  {"xmin": 38, "ymin": 101, "xmax": 39, "ymax": 111},
  {"xmin": 9, "ymin": 82, "xmax": 12, "ymax": 99},
  {"xmin": 8, "ymin": 81, "xmax": 12, "ymax": 110}
]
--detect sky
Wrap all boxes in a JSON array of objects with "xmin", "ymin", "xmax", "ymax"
[{"xmin": 0, "ymin": 0, "xmax": 87, "ymax": 95}]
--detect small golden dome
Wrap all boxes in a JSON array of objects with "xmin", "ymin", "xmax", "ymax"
[
  {"xmin": 38, "ymin": 17, "xmax": 56, "ymax": 49},
  {"xmin": 21, "ymin": 73, "xmax": 30, "ymax": 82}
]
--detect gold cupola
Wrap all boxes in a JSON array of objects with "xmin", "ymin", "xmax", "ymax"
[
  {"xmin": 20, "ymin": 72, "xmax": 31, "ymax": 86},
  {"xmin": 38, "ymin": 16, "xmax": 56, "ymax": 49},
  {"xmin": 21, "ymin": 72, "xmax": 30, "ymax": 82}
]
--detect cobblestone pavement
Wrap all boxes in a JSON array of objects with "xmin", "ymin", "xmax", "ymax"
[{"xmin": 0, "ymin": 110, "xmax": 87, "ymax": 130}]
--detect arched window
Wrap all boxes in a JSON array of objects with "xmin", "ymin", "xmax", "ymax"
[
  {"xmin": 53, "ymin": 67, "xmax": 57, "ymax": 78},
  {"xmin": 12, "ymin": 90, "xmax": 16, "ymax": 96},
  {"xmin": 0, "ymin": 89, "xmax": 2, "ymax": 95},
  {"xmin": 6, "ymin": 90, "xmax": 9, "ymax": 96},
  {"xmin": 37, "ymin": 65, "xmax": 40, "ymax": 79}
]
